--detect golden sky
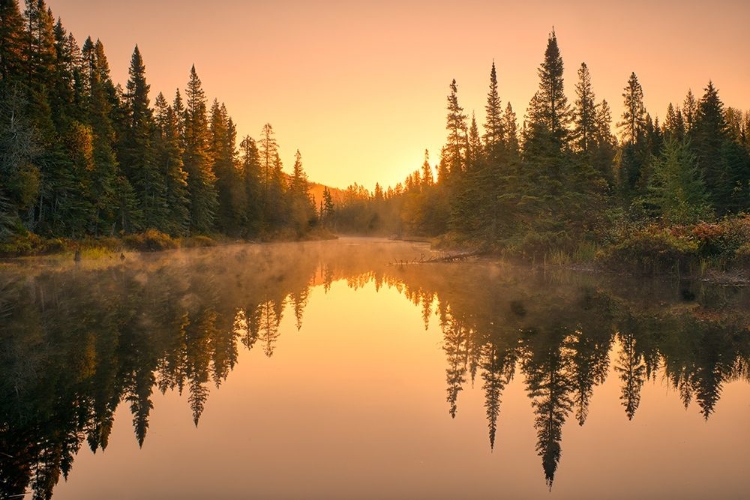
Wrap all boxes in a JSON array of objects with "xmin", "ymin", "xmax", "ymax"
[{"xmin": 48, "ymin": 0, "xmax": 750, "ymax": 191}]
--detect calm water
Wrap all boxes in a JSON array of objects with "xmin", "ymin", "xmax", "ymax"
[{"xmin": 1, "ymin": 239, "xmax": 749, "ymax": 500}]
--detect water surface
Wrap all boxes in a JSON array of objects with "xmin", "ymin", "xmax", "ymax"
[{"xmin": 1, "ymin": 239, "xmax": 749, "ymax": 499}]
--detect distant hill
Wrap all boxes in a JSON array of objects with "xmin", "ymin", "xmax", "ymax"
[{"xmin": 308, "ymin": 182, "xmax": 347, "ymax": 207}]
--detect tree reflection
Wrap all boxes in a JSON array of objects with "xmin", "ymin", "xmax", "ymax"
[{"xmin": 1, "ymin": 242, "xmax": 749, "ymax": 499}]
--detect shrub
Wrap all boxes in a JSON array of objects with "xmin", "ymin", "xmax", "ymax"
[
  {"xmin": 600, "ymin": 225, "xmax": 699, "ymax": 275},
  {"xmin": 123, "ymin": 229, "xmax": 178, "ymax": 252},
  {"xmin": 181, "ymin": 235, "xmax": 216, "ymax": 248}
]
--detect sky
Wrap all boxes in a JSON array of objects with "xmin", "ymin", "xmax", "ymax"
[{"xmin": 46, "ymin": 0, "xmax": 750, "ymax": 191}]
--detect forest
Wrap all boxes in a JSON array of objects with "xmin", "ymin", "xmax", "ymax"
[
  {"xmin": 2, "ymin": 1, "xmax": 750, "ymax": 273},
  {"xmin": 0, "ymin": 0, "xmax": 327, "ymax": 253}
]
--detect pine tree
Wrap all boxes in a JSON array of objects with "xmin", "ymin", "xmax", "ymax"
[
  {"xmin": 683, "ymin": 89, "xmax": 698, "ymax": 133},
  {"xmin": 646, "ymin": 136, "xmax": 711, "ymax": 224},
  {"xmin": 592, "ymin": 99, "xmax": 617, "ymax": 188},
  {"xmin": 121, "ymin": 45, "xmax": 162, "ymax": 230},
  {"xmin": 483, "ymin": 61, "xmax": 504, "ymax": 153},
  {"xmin": 257, "ymin": 122, "xmax": 279, "ymax": 231},
  {"xmin": 504, "ymin": 102, "xmax": 519, "ymax": 159},
  {"xmin": 210, "ymin": 100, "xmax": 243, "ymax": 234},
  {"xmin": 420, "ymin": 149, "xmax": 433, "ymax": 186},
  {"xmin": 617, "ymin": 72, "xmax": 649, "ymax": 197},
  {"xmin": 618, "ymin": 72, "xmax": 646, "ymax": 146},
  {"xmin": 524, "ymin": 29, "xmax": 571, "ymax": 152},
  {"xmin": 0, "ymin": 0, "xmax": 26, "ymax": 82},
  {"xmin": 443, "ymin": 79, "xmax": 467, "ymax": 181},
  {"xmin": 239, "ymin": 135, "xmax": 261, "ymax": 235},
  {"xmin": 154, "ymin": 91, "xmax": 189, "ymax": 235},
  {"xmin": 289, "ymin": 149, "xmax": 313, "ymax": 235},
  {"xmin": 573, "ymin": 62, "xmax": 596, "ymax": 154},
  {"xmin": 691, "ymin": 81, "xmax": 732, "ymax": 211},
  {"xmin": 664, "ymin": 103, "xmax": 685, "ymax": 142},
  {"xmin": 520, "ymin": 29, "xmax": 573, "ymax": 240},
  {"xmin": 182, "ymin": 65, "xmax": 217, "ymax": 233}
]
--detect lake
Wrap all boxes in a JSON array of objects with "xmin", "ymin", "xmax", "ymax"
[{"xmin": 1, "ymin": 238, "xmax": 749, "ymax": 500}]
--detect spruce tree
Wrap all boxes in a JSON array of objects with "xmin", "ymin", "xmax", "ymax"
[
  {"xmin": 257, "ymin": 122, "xmax": 279, "ymax": 231},
  {"xmin": 182, "ymin": 65, "xmax": 217, "ymax": 233},
  {"xmin": 573, "ymin": 62, "xmax": 596, "ymax": 154},
  {"xmin": 503, "ymin": 102, "xmax": 519, "ymax": 159},
  {"xmin": 617, "ymin": 72, "xmax": 649, "ymax": 197},
  {"xmin": 154, "ymin": 91, "xmax": 189, "ymax": 235},
  {"xmin": 0, "ymin": 0, "xmax": 27, "ymax": 82},
  {"xmin": 646, "ymin": 137, "xmax": 711, "ymax": 225},
  {"xmin": 239, "ymin": 135, "xmax": 261, "ymax": 235},
  {"xmin": 691, "ymin": 81, "xmax": 731, "ymax": 211},
  {"xmin": 443, "ymin": 79, "xmax": 467, "ymax": 181},
  {"xmin": 289, "ymin": 149, "xmax": 313, "ymax": 235},
  {"xmin": 618, "ymin": 72, "xmax": 646, "ymax": 146},
  {"xmin": 683, "ymin": 89, "xmax": 698, "ymax": 133},
  {"xmin": 664, "ymin": 103, "xmax": 685, "ymax": 142},
  {"xmin": 483, "ymin": 61, "xmax": 504, "ymax": 153},
  {"xmin": 121, "ymin": 45, "xmax": 161, "ymax": 230},
  {"xmin": 524, "ymin": 29, "xmax": 571, "ymax": 152},
  {"xmin": 210, "ymin": 101, "xmax": 244, "ymax": 234},
  {"xmin": 592, "ymin": 99, "xmax": 617, "ymax": 189},
  {"xmin": 520, "ymin": 29, "xmax": 573, "ymax": 241}
]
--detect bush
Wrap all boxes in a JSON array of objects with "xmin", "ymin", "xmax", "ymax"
[
  {"xmin": 0, "ymin": 232, "xmax": 44, "ymax": 257},
  {"xmin": 181, "ymin": 235, "xmax": 216, "ymax": 248},
  {"xmin": 600, "ymin": 225, "xmax": 699, "ymax": 275},
  {"xmin": 123, "ymin": 229, "xmax": 178, "ymax": 252},
  {"xmin": 691, "ymin": 216, "xmax": 750, "ymax": 268}
]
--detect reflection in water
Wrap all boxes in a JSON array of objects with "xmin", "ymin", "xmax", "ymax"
[{"xmin": 0, "ymin": 240, "xmax": 749, "ymax": 499}]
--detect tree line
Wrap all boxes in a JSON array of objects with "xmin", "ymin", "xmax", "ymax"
[
  {"xmin": 0, "ymin": 0, "xmax": 319, "ymax": 244},
  {"xmin": 334, "ymin": 30, "xmax": 750, "ymax": 258}
]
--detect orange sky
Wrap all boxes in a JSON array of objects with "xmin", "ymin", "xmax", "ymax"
[{"xmin": 47, "ymin": 0, "xmax": 750, "ymax": 191}]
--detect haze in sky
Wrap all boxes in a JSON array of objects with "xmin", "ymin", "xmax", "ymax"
[{"xmin": 47, "ymin": 0, "xmax": 750, "ymax": 191}]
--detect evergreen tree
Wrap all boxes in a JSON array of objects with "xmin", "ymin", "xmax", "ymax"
[
  {"xmin": 239, "ymin": 135, "xmax": 261, "ymax": 235},
  {"xmin": 617, "ymin": 72, "xmax": 649, "ymax": 197},
  {"xmin": 88, "ymin": 39, "xmax": 127, "ymax": 235},
  {"xmin": 288, "ymin": 149, "xmax": 314, "ymax": 235},
  {"xmin": 520, "ymin": 29, "xmax": 573, "ymax": 241},
  {"xmin": 524, "ymin": 29, "xmax": 571, "ymax": 153},
  {"xmin": 664, "ymin": 103, "xmax": 685, "ymax": 142},
  {"xmin": 443, "ymin": 79, "xmax": 467, "ymax": 181},
  {"xmin": 182, "ymin": 65, "xmax": 217, "ymax": 233},
  {"xmin": 646, "ymin": 136, "xmax": 711, "ymax": 224},
  {"xmin": 683, "ymin": 89, "xmax": 698, "ymax": 133},
  {"xmin": 573, "ymin": 62, "xmax": 596, "ymax": 154},
  {"xmin": 210, "ymin": 100, "xmax": 244, "ymax": 234},
  {"xmin": 0, "ymin": 0, "xmax": 26, "ymax": 82},
  {"xmin": 154, "ymin": 91, "xmax": 189, "ymax": 235},
  {"xmin": 420, "ymin": 149, "xmax": 433, "ymax": 187},
  {"xmin": 591, "ymin": 99, "xmax": 617, "ymax": 189},
  {"xmin": 121, "ymin": 45, "xmax": 162, "ymax": 229},
  {"xmin": 618, "ymin": 72, "xmax": 646, "ymax": 146},
  {"xmin": 503, "ymin": 102, "xmax": 519, "ymax": 158},
  {"xmin": 691, "ymin": 81, "xmax": 736, "ymax": 212},
  {"xmin": 483, "ymin": 61, "xmax": 504, "ymax": 153},
  {"xmin": 257, "ymin": 122, "xmax": 279, "ymax": 230}
]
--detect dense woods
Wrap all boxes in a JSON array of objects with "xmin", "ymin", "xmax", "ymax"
[
  {"xmin": 332, "ymin": 31, "xmax": 750, "ymax": 271},
  {"xmin": 0, "ymin": 0, "xmax": 319, "ymax": 253}
]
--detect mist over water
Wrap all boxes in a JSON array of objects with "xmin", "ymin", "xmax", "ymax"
[{"xmin": 1, "ymin": 238, "xmax": 749, "ymax": 500}]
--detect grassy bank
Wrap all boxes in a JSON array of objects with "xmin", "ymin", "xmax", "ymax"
[{"xmin": 0, "ymin": 227, "xmax": 338, "ymax": 259}]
